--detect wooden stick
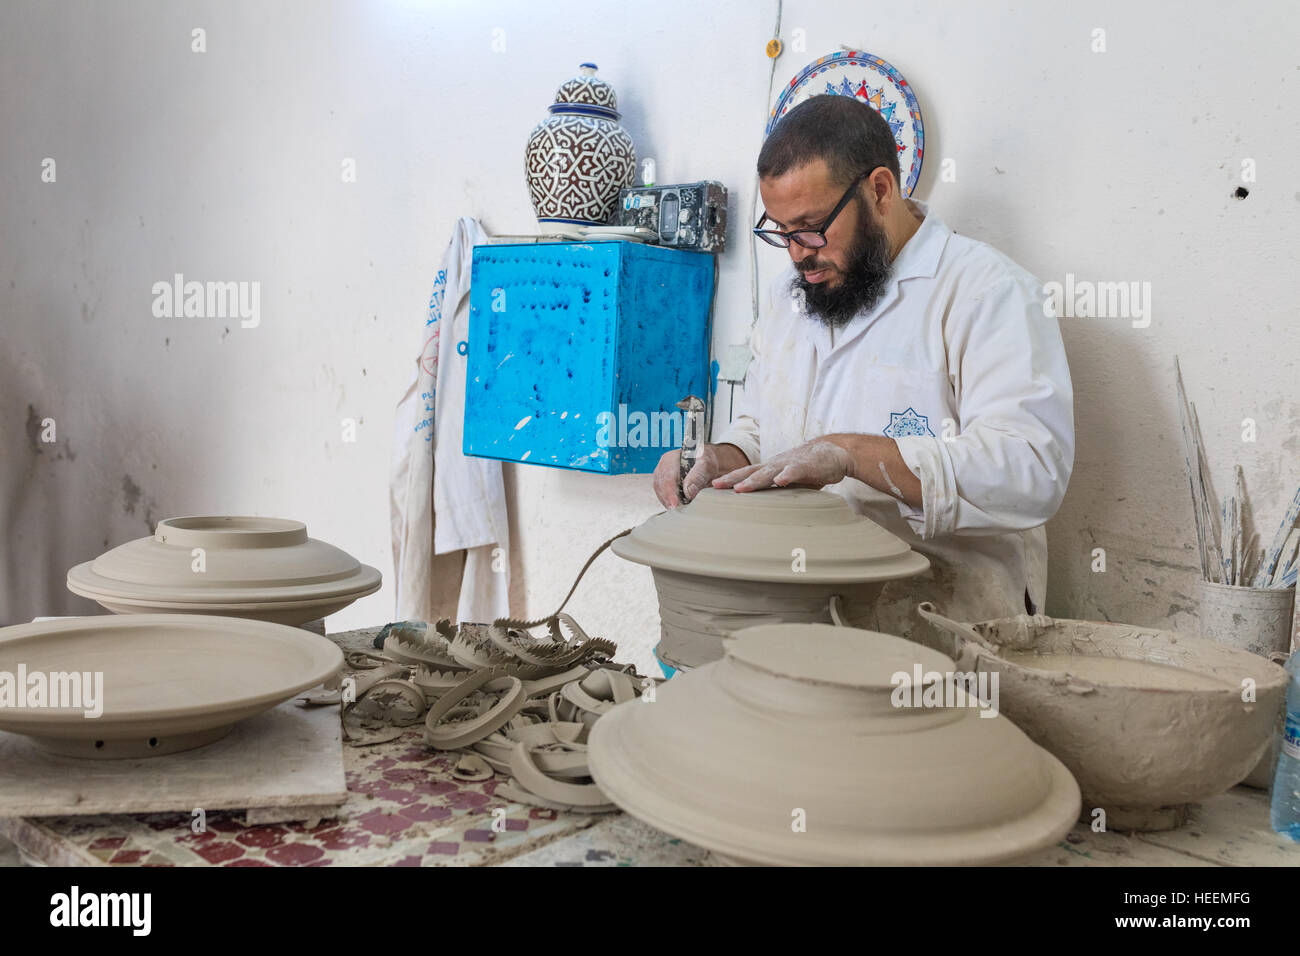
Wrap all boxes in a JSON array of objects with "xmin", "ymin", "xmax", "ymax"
[
  {"xmin": 1256, "ymin": 484, "xmax": 1300, "ymax": 587},
  {"xmin": 1271, "ymin": 527, "xmax": 1300, "ymax": 588},
  {"xmin": 1234, "ymin": 466, "xmax": 1246, "ymax": 586},
  {"xmin": 1188, "ymin": 402, "xmax": 1224, "ymax": 581},
  {"xmin": 1173, "ymin": 358, "xmax": 1210, "ymax": 579}
]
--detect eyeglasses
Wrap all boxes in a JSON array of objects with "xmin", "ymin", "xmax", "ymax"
[{"xmin": 752, "ymin": 171, "xmax": 870, "ymax": 248}]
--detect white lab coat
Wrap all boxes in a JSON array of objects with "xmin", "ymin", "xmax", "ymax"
[
  {"xmin": 717, "ymin": 200, "xmax": 1074, "ymax": 639},
  {"xmin": 391, "ymin": 217, "xmax": 511, "ymax": 624}
]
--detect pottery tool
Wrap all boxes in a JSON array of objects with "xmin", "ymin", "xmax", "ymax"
[
  {"xmin": 675, "ymin": 394, "xmax": 706, "ymax": 503},
  {"xmin": 1173, "ymin": 360, "xmax": 1299, "ymax": 589}
]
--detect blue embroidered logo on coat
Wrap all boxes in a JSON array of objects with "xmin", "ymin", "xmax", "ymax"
[{"xmin": 883, "ymin": 408, "xmax": 934, "ymax": 438}]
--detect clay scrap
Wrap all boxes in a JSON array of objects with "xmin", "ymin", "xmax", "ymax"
[{"xmin": 309, "ymin": 615, "xmax": 654, "ymax": 813}]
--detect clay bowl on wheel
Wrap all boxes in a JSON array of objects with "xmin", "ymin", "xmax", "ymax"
[
  {"xmin": 919, "ymin": 605, "xmax": 1289, "ymax": 831},
  {"xmin": 67, "ymin": 516, "xmax": 381, "ymax": 626},
  {"xmin": 589, "ymin": 623, "xmax": 1080, "ymax": 866}
]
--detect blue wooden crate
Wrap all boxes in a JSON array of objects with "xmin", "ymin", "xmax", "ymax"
[{"xmin": 463, "ymin": 242, "xmax": 714, "ymax": 474}]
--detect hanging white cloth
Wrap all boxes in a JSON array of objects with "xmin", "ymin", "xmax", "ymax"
[{"xmin": 390, "ymin": 217, "xmax": 510, "ymax": 624}]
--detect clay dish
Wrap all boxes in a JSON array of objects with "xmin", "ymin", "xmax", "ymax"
[
  {"xmin": 67, "ymin": 516, "xmax": 381, "ymax": 626},
  {"xmin": 613, "ymin": 487, "xmax": 928, "ymax": 583},
  {"xmin": 611, "ymin": 489, "xmax": 930, "ymax": 670},
  {"xmin": 923, "ymin": 608, "xmax": 1290, "ymax": 831},
  {"xmin": 0, "ymin": 614, "xmax": 343, "ymax": 758},
  {"xmin": 588, "ymin": 623, "xmax": 1080, "ymax": 865}
]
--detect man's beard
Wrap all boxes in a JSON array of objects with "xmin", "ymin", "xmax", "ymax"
[{"xmin": 791, "ymin": 198, "xmax": 894, "ymax": 328}]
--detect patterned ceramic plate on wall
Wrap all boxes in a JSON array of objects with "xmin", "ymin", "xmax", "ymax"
[{"xmin": 768, "ymin": 50, "xmax": 924, "ymax": 197}]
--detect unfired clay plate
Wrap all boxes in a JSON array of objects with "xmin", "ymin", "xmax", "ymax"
[
  {"xmin": 588, "ymin": 623, "xmax": 1080, "ymax": 865},
  {"xmin": 67, "ymin": 516, "xmax": 381, "ymax": 625},
  {"xmin": 0, "ymin": 614, "xmax": 343, "ymax": 758},
  {"xmin": 612, "ymin": 488, "xmax": 930, "ymax": 583}
]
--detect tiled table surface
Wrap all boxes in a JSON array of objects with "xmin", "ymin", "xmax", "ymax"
[{"xmin": 2, "ymin": 626, "xmax": 1298, "ymax": 866}]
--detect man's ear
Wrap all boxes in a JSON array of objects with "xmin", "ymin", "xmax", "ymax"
[{"xmin": 865, "ymin": 166, "xmax": 897, "ymax": 213}]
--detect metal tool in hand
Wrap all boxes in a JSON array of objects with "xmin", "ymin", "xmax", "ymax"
[{"xmin": 676, "ymin": 395, "xmax": 706, "ymax": 503}]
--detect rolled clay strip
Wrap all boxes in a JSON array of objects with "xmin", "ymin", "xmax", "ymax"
[
  {"xmin": 561, "ymin": 680, "xmax": 614, "ymax": 716},
  {"xmin": 506, "ymin": 721, "xmax": 586, "ymax": 748},
  {"xmin": 452, "ymin": 753, "xmax": 495, "ymax": 782},
  {"xmin": 384, "ymin": 634, "xmax": 465, "ymax": 671},
  {"xmin": 345, "ymin": 678, "xmax": 428, "ymax": 727},
  {"xmin": 306, "ymin": 662, "xmax": 403, "ymax": 704},
  {"xmin": 424, "ymin": 669, "xmax": 527, "ymax": 750},
  {"xmin": 522, "ymin": 664, "xmax": 595, "ymax": 698},
  {"xmin": 508, "ymin": 741, "xmax": 611, "ymax": 808},
  {"xmin": 346, "ymin": 650, "xmax": 394, "ymax": 670},
  {"xmin": 410, "ymin": 667, "xmax": 463, "ymax": 700}
]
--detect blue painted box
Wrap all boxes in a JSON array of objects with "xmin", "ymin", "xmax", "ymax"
[{"xmin": 464, "ymin": 242, "xmax": 714, "ymax": 474}]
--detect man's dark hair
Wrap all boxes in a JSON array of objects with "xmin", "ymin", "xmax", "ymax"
[{"xmin": 757, "ymin": 95, "xmax": 901, "ymax": 191}]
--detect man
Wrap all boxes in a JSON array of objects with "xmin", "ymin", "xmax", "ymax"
[{"xmin": 652, "ymin": 95, "xmax": 1074, "ymax": 636}]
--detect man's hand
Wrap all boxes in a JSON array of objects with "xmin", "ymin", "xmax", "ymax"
[
  {"xmin": 712, "ymin": 439, "xmax": 855, "ymax": 493},
  {"xmin": 653, "ymin": 443, "xmax": 752, "ymax": 508}
]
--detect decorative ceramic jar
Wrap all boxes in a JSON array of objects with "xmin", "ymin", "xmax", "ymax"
[
  {"xmin": 611, "ymin": 488, "xmax": 930, "ymax": 671},
  {"xmin": 524, "ymin": 63, "xmax": 636, "ymax": 233},
  {"xmin": 589, "ymin": 623, "xmax": 1081, "ymax": 865}
]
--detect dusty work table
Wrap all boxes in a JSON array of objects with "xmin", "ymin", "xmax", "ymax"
[{"xmin": 1, "ymin": 626, "xmax": 1298, "ymax": 867}]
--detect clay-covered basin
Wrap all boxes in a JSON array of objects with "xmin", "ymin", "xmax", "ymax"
[{"xmin": 935, "ymin": 614, "xmax": 1290, "ymax": 831}]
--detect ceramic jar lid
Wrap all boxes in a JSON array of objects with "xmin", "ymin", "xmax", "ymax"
[
  {"xmin": 550, "ymin": 62, "xmax": 619, "ymax": 118},
  {"xmin": 0, "ymin": 614, "xmax": 343, "ymax": 758},
  {"xmin": 588, "ymin": 623, "xmax": 1081, "ymax": 866},
  {"xmin": 611, "ymin": 488, "xmax": 930, "ymax": 583},
  {"xmin": 67, "ymin": 516, "xmax": 381, "ymax": 618}
]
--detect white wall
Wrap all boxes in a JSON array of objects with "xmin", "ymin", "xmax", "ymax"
[{"xmin": 2, "ymin": 0, "xmax": 1297, "ymax": 674}]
